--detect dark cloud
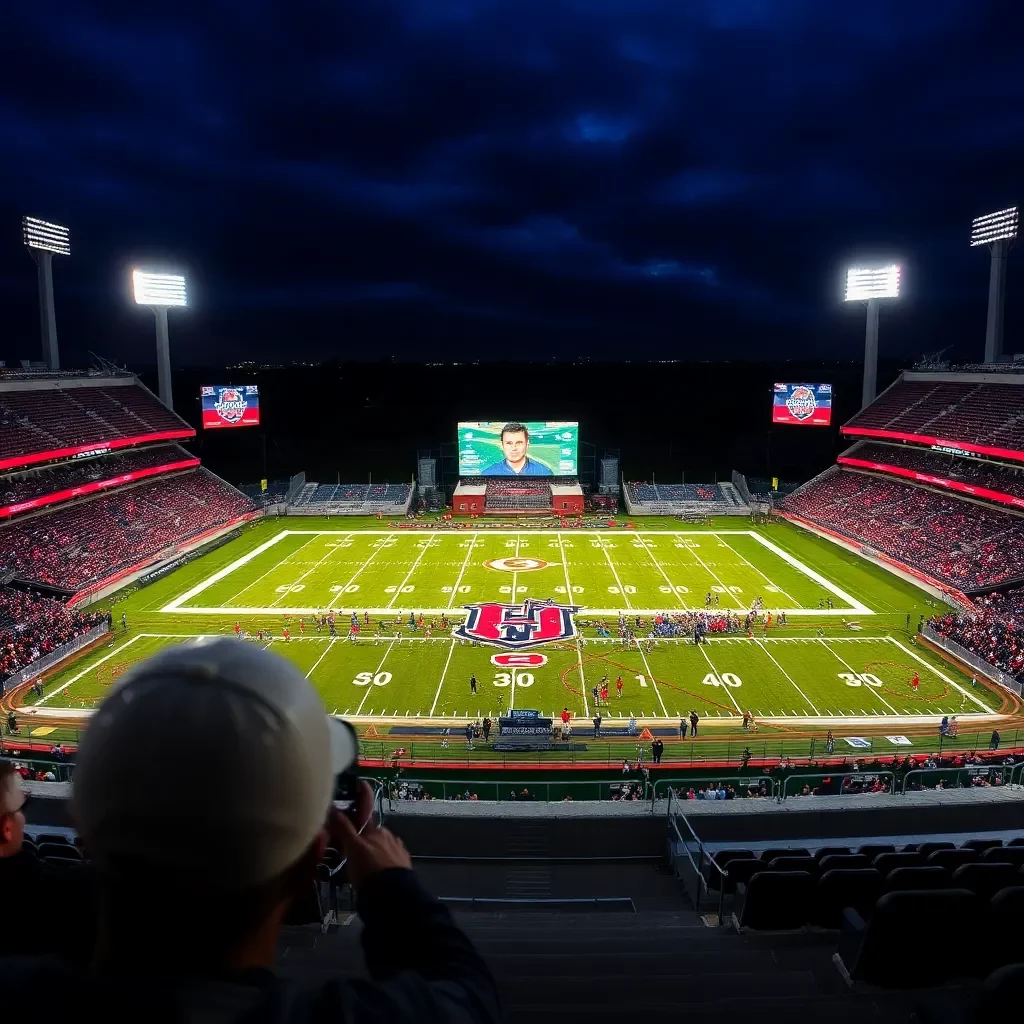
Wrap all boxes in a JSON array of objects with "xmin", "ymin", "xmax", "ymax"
[{"xmin": 0, "ymin": 0, "xmax": 1021, "ymax": 365}]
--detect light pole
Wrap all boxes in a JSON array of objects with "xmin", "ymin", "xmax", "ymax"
[
  {"xmin": 132, "ymin": 269, "xmax": 187, "ymax": 410},
  {"xmin": 22, "ymin": 216, "xmax": 70, "ymax": 370},
  {"xmin": 845, "ymin": 265, "xmax": 901, "ymax": 409},
  {"xmin": 971, "ymin": 207, "xmax": 1017, "ymax": 364}
]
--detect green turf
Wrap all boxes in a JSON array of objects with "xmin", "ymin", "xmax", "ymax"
[{"xmin": 20, "ymin": 515, "xmax": 999, "ymax": 731}]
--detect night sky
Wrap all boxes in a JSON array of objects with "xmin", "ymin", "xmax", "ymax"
[{"xmin": 0, "ymin": 1, "xmax": 1021, "ymax": 367}]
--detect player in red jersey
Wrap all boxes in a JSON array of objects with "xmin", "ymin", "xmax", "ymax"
[
  {"xmin": 616, "ymin": 676, "xmax": 623, "ymax": 698},
  {"xmin": 911, "ymin": 673, "xmax": 919, "ymax": 691}
]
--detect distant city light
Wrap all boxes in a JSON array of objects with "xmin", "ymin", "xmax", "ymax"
[
  {"xmin": 133, "ymin": 270, "xmax": 187, "ymax": 306},
  {"xmin": 845, "ymin": 265, "xmax": 901, "ymax": 301},
  {"xmin": 970, "ymin": 207, "xmax": 1018, "ymax": 247},
  {"xmin": 22, "ymin": 216, "xmax": 71, "ymax": 256}
]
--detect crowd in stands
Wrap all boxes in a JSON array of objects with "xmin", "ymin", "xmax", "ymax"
[
  {"xmin": 782, "ymin": 469, "xmax": 1024, "ymax": 590},
  {"xmin": 0, "ymin": 470, "xmax": 257, "ymax": 590},
  {"xmin": 0, "ymin": 382, "xmax": 190, "ymax": 464},
  {"xmin": 290, "ymin": 482, "xmax": 411, "ymax": 511},
  {"xmin": 0, "ymin": 445, "xmax": 195, "ymax": 511},
  {"xmin": 0, "ymin": 587, "xmax": 104, "ymax": 681},
  {"xmin": 845, "ymin": 377, "xmax": 1024, "ymax": 453},
  {"xmin": 929, "ymin": 586, "xmax": 1024, "ymax": 681},
  {"xmin": 484, "ymin": 478, "xmax": 551, "ymax": 510},
  {"xmin": 843, "ymin": 441, "xmax": 1024, "ymax": 502}
]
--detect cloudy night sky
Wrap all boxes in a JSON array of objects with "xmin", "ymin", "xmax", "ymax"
[{"xmin": 0, "ymin": 0, "xmax": 1020, "ymax": 366}]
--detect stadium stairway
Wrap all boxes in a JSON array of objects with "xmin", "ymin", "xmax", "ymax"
[{"xmin": 278, "ymin": 909, "xmax": 908, "ymax": 1023}]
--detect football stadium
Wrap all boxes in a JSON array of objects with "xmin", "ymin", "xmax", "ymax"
[{"xmin": 4, "ymin": 43, "xmax": 1024, "ymax": 1019}]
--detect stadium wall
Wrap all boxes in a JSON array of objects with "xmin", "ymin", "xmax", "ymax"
[
  {"xmin": 777, "ymin": 510, "xmax": 972, "ymax": 610},
  {"xmin": 0, "ymin": 622, "xmax": 110, "ymax": 695},
  {"xmin": 921, "ymin": 625, "xmax": 1023, "ymax": 695},
  {"xmin": 69, "ymin": 511, "xmax": 262, "ymax": 608}
]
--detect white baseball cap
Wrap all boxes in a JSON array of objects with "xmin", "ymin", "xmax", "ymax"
[{"xmin": 73, "ymin": 637, "xmax": 357, "ymax": 887}]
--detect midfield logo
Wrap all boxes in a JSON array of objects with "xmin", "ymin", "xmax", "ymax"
[{"xmin": 453, "ymin": 598, "xmax": 579, "ymax": 650}]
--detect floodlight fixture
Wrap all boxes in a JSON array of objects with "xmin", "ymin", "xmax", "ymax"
[
  {"xmin": 845, "ymin": 264, "xmax": 901, "ymax": 302},
  {"xmin": 132, "ymin": 268, "xmax": 188, "ymax": 410},
  {"xmin": 844, "ymin": 263, "xmax": 901, "ymax": 410},
  {"xmin": 132, "ymin": 269, "xmax": 187, "ymax": 307},
  {"xmin": 971, "ymin": 207, "xmax": 1017, "ymax": 363},
  {"xmin": 22, "ymin": 215, "xmax": 71, "ymax": 370},
  {"xmin": 970, "ymin": 206, "xmax": 1018, "ymax": 247},
  {"xmin": 22, "ymin": 216, "xmax": 71, "ymax": 256}
]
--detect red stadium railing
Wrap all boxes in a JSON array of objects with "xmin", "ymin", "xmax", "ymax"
[
  {"xmin": 836, "ymin": 456, "xmax": 1024, "ymax": 512},
  {"xmin": 0, "ymin": 429, "xmax": 195, "ymax": 473},
  {"xmin": 0, "ymin": 456, "xmax": 201, "ymax": 519}
]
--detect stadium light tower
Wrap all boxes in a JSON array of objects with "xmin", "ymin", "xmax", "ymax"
[
  {"xmin": 971, "ymin": 206, "xmax": 1017, "ymax": 364},
  {"xmin": 22, "ymin": 216, "xmax": 71, "ymax": 370},
  {"xmin": 133, "ymin": 269, "xmax": 187, "ymax": 410},
  {"xmin": 845, "ymin": 264, "xmax": 901, "ymax": 409}
]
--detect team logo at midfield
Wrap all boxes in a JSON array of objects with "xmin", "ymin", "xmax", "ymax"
[
  {"xmin": 785, "ymin": 385, "xmax": 817, "ymax": 421},
  {"xmin": 454, "ymin": 598, "xmax": 579, "ymax": 650},
  {"xmin": 484, "ymin": 557, "xmax": 550, "ymax": 572},
  {"xmin": 214, "ymin": 388, "xmax": 248, "ymax": 423}
]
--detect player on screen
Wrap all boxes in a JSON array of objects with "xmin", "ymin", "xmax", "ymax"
[{"xmin": 481, "ymin": 422, "xmax": 554, "ymax": 476}]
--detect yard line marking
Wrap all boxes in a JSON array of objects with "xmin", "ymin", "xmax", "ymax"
[
  {"xmin": 37, "ymin": 634, "xmax": 147, "ymax": 704},
  {"xmin": 600, "ymin": 542, "xmax": 633, "ymax": 610},
  {"xmin": 677, "ymin": 541, "xmax": 746, "ymax": 611},
  {"xmin": 886, "ymin": 636, "xmax": 991, "ymax": 712},
  {"xmin": 355, "ymin": 644, "xmax": 396, "ymax": 715},
  {"xmin": 225, "ymin": 534, "xmax": 322, "ymax": 607},
  {"xmin": 817, "ymin": 638, "xmax": 901, "ymax": 715},
  {"xmin": 754, "ymin": 639, "xmax": 820, "ymax": 715},
  {"xmin": 747, "ymin": 532, "xmax": 870, "ymax": 613},
  {"xmin": 558, "ymin": 534, "xmax": 589, "ymax": 717},
  {"xmin": 304, "ymin": 637, "xmax": 338, "ymax": 679},
  {"xmin": 385, "ymin": 536, "xmax": 437, "ymax": 610},
  {"xmin": 161, "ymin": 530, "xmax": 294, "ymax": 611},
  {"xmin": 693, "ymin": 642, "xmax": 743, "ymax": 713},
  {"xmin": 269, "ymin": 534, "xmax": 354, "ymax": 609},
  {"xmin": 638, "ymin": 542, "xmax": 687, "ymax": 608},
  {"xmin": 512, "ymin": 533, "xmax": 521, "ymax": 601},
  {"xmin": 713, "ymin": 533, "xmax": 798, "ymax": 606},
  {"xmin": 429, "ymin": 639, "xmax": 458, "ymax": 715},
  {"xmin": 328, "ymin": 536, "xmax": 398, "ymax": 611},
  {"xmin": 447, "ymin": 536, "xmax": 478, "ymax": 609},
  {"xmin": 635, "ymin": 640, "xmax": 670, "ymax": 718}
]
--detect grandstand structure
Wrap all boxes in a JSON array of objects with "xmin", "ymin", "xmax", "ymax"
[
  {"xmin": 451, "ymin": 476, "xmax": 585, "ymax": 515},
  {"xmin": 782, "ymin": 369, "xmax": 1024, "ymax": 604},
  {"xmin": 623, "ymin": 480, "xmax": 750, "ymax": 516},
  {"xmin": 0, "ymin": 372, "xmax": 260, "ymax": 606},
  {"xmin": 287, "ymin": 480, "xmax": 413, "ymax": 516}
]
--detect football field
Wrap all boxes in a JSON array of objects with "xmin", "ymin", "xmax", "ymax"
[{"xmin": 22, "ymin": 521, "xmax": 1004, "ymax": 728}]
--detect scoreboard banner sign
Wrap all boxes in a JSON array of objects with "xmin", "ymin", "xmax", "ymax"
[
  {"xmin": 458, "ymin": 421, "xmax": 578, "ymax": 476},
  {"xmin": 772, "ymin": 383, "xmax": 832, "ymax": 426},
  {"xmin": 201, "ymin": 385, "xmax": 260, "ymax": 429}
]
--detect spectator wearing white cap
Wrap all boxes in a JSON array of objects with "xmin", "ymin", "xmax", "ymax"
[{"xmin": 0, "ymin": 638, "xmax": 500, "ymax": 1024}]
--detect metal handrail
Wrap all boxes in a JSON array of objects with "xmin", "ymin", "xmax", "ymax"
[
  {"xmin": 901, "ymin": 764, "xmax": 1015, "ymax": 794},
  {"xmin": 780, "ymin": 771, "xmax": 896, "ymax": 801},
  {"xmin": 652, "ymin": 776, "xmax": 778, "ymax": 806},
  {"xmin": 386, "ymin": 776, "xmax": 648, "ymax": 803},
  {"xmin": 666, "ymin": 790, "xmax": 727, "ymax": 925}
]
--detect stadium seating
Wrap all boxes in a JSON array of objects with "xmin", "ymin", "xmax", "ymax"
[
  {"xmin": 623, "ymin": 481, "xmax": 749, "ymax": 515},
  {"xmin": 288, "ymin": 482, "xmax": 411, "ymax": 514},
  {"xmin": 0, "ymin": 469, "xmax": 257, "ymax": 591},
  {"xmin": 841, "ymin": 440, "xmax": 1024, "ymax": 502},
  {"xmin": 845, "ymin": 377, "xmax": 1024, "ymax": 453},
  {"xmin": 0, "ymin": 587, "xmax": 105, "ymax": 680},
  {"xmin": 484, "ymin": 478, "xmax": 552, "ymax": 510},
  {"xmin": 928, "ymin": 586, "xmax": 1024, "ymax": 681},
  {"xmin": 0, "ymin": 445, "xmax": 195, "ymax": 513},
  {"xmin": 782, "ymin": 468, "xmax": 1024, "ymax": 590},
  {"xmin": 0, "ymin": 381, "xmax": 190, "ymax": 464}
]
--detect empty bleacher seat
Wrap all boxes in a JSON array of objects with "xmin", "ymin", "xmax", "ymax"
[
  {"xmin": 963, "ymin": 838, "xmax": 1003, "ymax": 854},
  {"xmin": 760, "ymin": 847, "xmax": 810, "ymax": 863},
  {"xmin": 927, "ymin": 849, "xmax": 979, "ymax": 872},
  {"xmin": 809, "ymin": 869, "xmax": 883, "ymax": 930},
  {"xmin": 917, "ymin": 841, "xmax": 956, "ymax": 857},
  {"xmin": 950, "ymin": 862, "xmax": 1020, "ymax": 901},
  {"xmin": 813, "ymin": 846, "xmax": 852, "ymax": 863},
  {"xmin": 720, "ymin": 858, "xmax": 763, "ymax": 889},
  {"xmin": 883, "ymin": 866, "xmax": 949, "ymax": 892},
  {"xmin": 857, "ymin": 844, "xmax": 896, "ymax": 861},
  {"xmin": 982, "ymin": 845, "xmax": 1024, "ymax": 868},
  {"xmin": 818, "ymin": 854, "xmax": 871, "ymax": 873},
  {"xmin": 873, "ymin": 851, "xmax": 924, "ymax": 875},
  {"xmin": 735, "ymin": 871, "xmax": 815, "ymax": 930},
  {"xmin": 770, "ymin": 856, "xmax": 819, "ymax": 877},
  {"xmin": 836, "ymin": 889, "xmax": 987, "ymax": 986}
]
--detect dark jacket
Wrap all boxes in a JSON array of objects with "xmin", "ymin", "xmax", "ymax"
[{"xmin": 0, "ymin": 868, "xmax": 499, "ymax": 1024}]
